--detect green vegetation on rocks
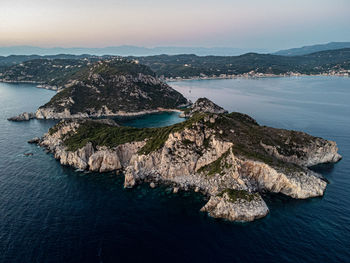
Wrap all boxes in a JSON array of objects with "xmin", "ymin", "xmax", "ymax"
[
  {"xmin": 209, "ymin": 113, "xmax": 313, "ymax": 171},
  {"xmin": 62, "ymin": 113, "xmax": 206, "ymax": 153},
  {"xmin": 63, "ymin": 121, "xmax": 153, "ymax": 152},
  {"xmin": 61, "ymin": 110, "xmax": 317, "ymax": 175},
  {"xmin": 198, "ymin": 149, "xmax": 231, "ymax": 176},
  {"xmin": 218, "ymin": 189, "xmax": 260, "ymax": 202}
]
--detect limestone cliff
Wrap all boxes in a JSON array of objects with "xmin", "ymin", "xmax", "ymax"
[{"xmin": 36, "ymin": 101, "xmax": 341, "ymax": 222}]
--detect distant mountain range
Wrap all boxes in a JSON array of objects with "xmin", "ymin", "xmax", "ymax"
[
  {"xmin": 1, "ymin": 42, "xmax": 350, "ymax": 57},
  {"xmin": 0, "ymin": 45, "xmax": 269, "ymax": 57},
  {"xmin": 274, "ymin": 42, "xmax": 350, "ymax": 56},
  {"xmin": 1, "ymin": 48, "xmax": 349, "ymax": 82}
]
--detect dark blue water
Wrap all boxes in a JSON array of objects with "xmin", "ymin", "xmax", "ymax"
[{"xmin": 1, "ymin": 77, "xmax": 350, "ymax": 262}]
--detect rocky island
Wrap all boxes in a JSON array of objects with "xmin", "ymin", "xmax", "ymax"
[{"xmin": 34, "ymin": 97, "xmax": 341, "ymax": 222}]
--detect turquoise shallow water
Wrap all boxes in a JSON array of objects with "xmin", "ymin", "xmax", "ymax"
[
  {"xmin": 1, "ymin": 77, "xmax": 350, "ymax": 262},
  {"xmin": 117, "ymin": 111, "xmax": 183, "ymax": 128}
]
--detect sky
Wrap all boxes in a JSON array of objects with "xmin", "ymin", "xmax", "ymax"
[{"xmin": 0, "ymin": 0, "xmax": 349, "ymax": 51}]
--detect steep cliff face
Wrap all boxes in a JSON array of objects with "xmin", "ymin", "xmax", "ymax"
[
  {"xmin": 37, "ymin": 102, "xmax": 342, "ymax": 222},
  {"xmin": 39, "ymin": 119, "xmax": 145, "ymax": 172},
  {"xmin": 260, "ymin": 140, "xmax": 342, "ymax": 167},
  {"xmin": 36, "ymin": 59, "xmax": 188, "ymax": 119}
]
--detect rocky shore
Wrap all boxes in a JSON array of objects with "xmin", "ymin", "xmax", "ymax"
[
  {"xmin": 35, "ymin": 107, "xmax": 184, "ymax": 120},
  {"xmin": 7, "ymin": 112, "xmax": 35, "ymax": 121},
  {"xmin": 8, "ymin": 108, "xmax": 184, "ymax": 122},
  {"xmin": 32, "ymin": 98, "xmax": 342, "ymax": 222},
  {"xmin": 36, "ymin": 84, "xmax": 60, "ymax": 91}
]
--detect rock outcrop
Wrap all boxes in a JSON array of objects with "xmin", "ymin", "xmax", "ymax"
[
  {"xmin": 180, "ymin": 97, "xmax": 227, "ymax": 118},
  {"xmin": 8, "ymin": 112, "xmax": 35, "ymax": 122},
  {"xmin": 200, "ymin": 192, "xmax": 269, "ymax": 222},
  {"xmin": 28, "ymin": 137, "xmax": 40, "ymax": 144},
  {"xmin": 36, "ymin": 102, "xmax": 342, "ymax": 222}
]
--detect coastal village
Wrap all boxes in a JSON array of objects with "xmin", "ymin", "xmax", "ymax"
[{"xmin": 164, "ymin": 68, "xmax": 350, "ymax": 81}]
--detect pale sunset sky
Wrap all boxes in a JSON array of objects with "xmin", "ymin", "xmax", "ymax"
[{"xmin": 0, "ymin": 0, "xmax": 349, "ymax": 50}]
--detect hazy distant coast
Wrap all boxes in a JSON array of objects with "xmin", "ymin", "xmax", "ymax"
[{"xmin": 165, "ymin": 71, "xmax": 350, "ymax": 82}]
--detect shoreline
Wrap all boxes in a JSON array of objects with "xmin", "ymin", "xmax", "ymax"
[
  {"xmin": 1, "ymin": 72, "xmax": 349, "ymax": 88},
  {"xmin": 0, "ymin": 80, "xmax": 60, "ymax": 91},
  {"xmin": 165, "ymin": 72, "xmax": 350, "ymax": 82},
  {"xmin": 9, "ymin": 107, "xmax": 187, "ymax": 122}
]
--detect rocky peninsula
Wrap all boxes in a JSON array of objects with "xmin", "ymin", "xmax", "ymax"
[
  {"xmin": 6, "ymin": 57, "xmax": 341, "ymax": 222},
  {"xmin": 35, "ymin": 59, "xmax": 188, "ymax": 119},
  {"xmin": 34, "ymin": 98, "xmax": 342, "ymax": 222},
  {"xmin": 8, "ymin": 58, "xmax": 189, "ymax": 121}
]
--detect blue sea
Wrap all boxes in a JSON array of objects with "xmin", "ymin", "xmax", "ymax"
[{"xmin": 0, "ymin": 77, "xmax": 349, "ymax": 262}]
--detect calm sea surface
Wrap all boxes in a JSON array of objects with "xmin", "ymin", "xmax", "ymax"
[{"xmin": 0, "ymin": 77, "xmax": 349, "ymax": 262}]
